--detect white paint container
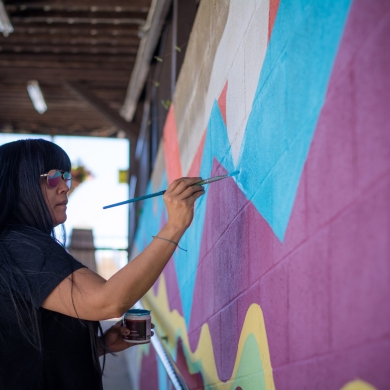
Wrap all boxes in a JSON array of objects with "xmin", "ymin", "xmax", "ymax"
[{"xmin": 123, "ymin": 309, "xmax": 151, "ymax": 343}]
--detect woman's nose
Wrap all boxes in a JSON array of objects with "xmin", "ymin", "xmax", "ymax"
[{"xmin": 57, "ymin": 179, "xmax": 70, "ymax": 193}]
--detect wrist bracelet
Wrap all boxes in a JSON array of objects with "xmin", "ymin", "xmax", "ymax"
[{"xmin": 152, "ymin": 236, "xmax": 187, "ymax": 252}]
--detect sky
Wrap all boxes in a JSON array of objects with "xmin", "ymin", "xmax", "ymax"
[{"xmin": 0, "ymin": 134, "xmax": 130, "ymax": 261}]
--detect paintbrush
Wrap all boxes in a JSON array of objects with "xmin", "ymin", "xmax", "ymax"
[{"xmin": 103, "ymin": 170, "xmax": 240, "ymax": 209}]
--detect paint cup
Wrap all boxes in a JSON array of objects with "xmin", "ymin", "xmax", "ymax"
[{"xmin": 123, "ymin": 309, "xmax": 152, "ymax": 343}]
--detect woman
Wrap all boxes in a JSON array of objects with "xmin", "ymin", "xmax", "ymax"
[{"xmin": 0, "ymin": 139, "xmax": 204, "ymax": 389}]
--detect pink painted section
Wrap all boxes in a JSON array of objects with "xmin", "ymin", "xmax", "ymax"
[
  {"xmin": 162, "ymin": 257, "xmax": 184, "ymax": 316},
  {"xmin": 187, "ymin": 0, "xmax": 390, "ymax": 387},
  {"xmin": 163, "ymin": 104, "xmax": 182, "ymax": 184},
  {"xmin": 217, "ymin": 81, "xmax": 228, "ymax": 127},
  {"xmin": 139, "ymin": 347, "xmax": 159, "ymax": 390},
  {"xmin": 268, "ymin": 0, "xmax": 281, "ymax": 41},
  {"xmin": 176, "ymin": 339, "xmax": 205, "ymax": 388},
  {"xmin": 187, "ymin": 130, "xmax": 207, "ymax": 177}
]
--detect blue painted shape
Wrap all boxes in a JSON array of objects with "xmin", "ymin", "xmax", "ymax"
[
  {"xmin": 157, "ymin": 358, "xmax": 169, "ymax": 390},
  {"xmin": 238, "ymin": 0, "xmax": 352, "ymax": 240}
]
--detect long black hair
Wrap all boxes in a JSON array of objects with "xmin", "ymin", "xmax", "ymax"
[
  {"xmin": 0, "ymin": 139, "xmax": 104, "ymax": 374},
  {"xmin": 0, "ymin": 138, "xmax": 70, "ymax": 235}
]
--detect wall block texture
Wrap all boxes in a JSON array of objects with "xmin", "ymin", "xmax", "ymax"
[{"xmin": 127, "ymin": 0, "xmax": 390, "ymax": 389}]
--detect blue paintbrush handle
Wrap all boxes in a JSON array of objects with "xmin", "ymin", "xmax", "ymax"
[
  {"xmin": 103, "ymin": 171, "xmax": 239, "ymax": 209},
  {"xmin": 103, "ymin": 190, "xmax": 166, "ymax": 209}
]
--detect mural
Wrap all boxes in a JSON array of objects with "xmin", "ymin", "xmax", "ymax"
[{"xmin": 126, "ymin": 0, "xmax": 390, "ymax": 389}]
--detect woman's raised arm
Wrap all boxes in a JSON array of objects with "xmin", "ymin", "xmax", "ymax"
[{"xmin": 41, "ymin": 177, "xmax": 204, "ymax": 320}]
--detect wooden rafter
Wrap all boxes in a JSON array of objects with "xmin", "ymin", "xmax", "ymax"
[
  {"xmin": 0, "ymin": 0, "xmax": 153, "ymax": 138},
  {"xmin": 65, "ymin": 81, "xmax": 138, "ymax": 142}
]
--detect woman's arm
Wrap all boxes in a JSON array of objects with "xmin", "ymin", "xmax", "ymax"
[{"xmin": 41, "ymin": 177, "xmax": 204, "ymax": 320}]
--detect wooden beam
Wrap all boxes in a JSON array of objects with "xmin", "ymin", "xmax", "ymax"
[
  {"xmin": 0, "ymin": 67, "xmax": 131, "ymax": 84},
  {"xmin": 0, "ymin": 34, "xmax": 140, "ymax": 45},
  {"xmin": 1, "ymin": 83, "xmax": 122, "ymax": 94},
  {"xmin": 0, "ymin": 115, "xmax": 113, "ymax": 124},
  {"xmin": 0, "ymin": 124, "xmax": 119, "ymax": 137},
  {"xmin": 0, "ymin": 87, "xmax": 125, "ymax": 108},
  {"xmin": 0, "ymin": 44, "xmax": 138, "ymax": 55},
  {"xmin": 7, "ymin": 24, "xmax": 140, "ymax": 37},
  {"xmin": 6, "ymin": 0, "xmax": 152, "ymax": 8},
  {"xmin": 65, "ymin": 81, "xmax": 138, "ymax": 142},
  {"xmin": 0, "ymin": 53, "xmax": 134, "ymax": 65},
  {"xmin": 9, "ymin": 10, "xmax": 148, "ymax": 20},
  {"xmin": 11, "ymin": 16, "xmax": 145, "ymax": 25},
  {"xmin": 6, "ymin": 5, "xmax": 149, "ymax": 13},
  {"xmin": 0, "ymin": 114, "xmax": 116, "ymax": 127},
  {"xmin": 121, "ymin": 0, "xmax": 171, "ymax": 121}
]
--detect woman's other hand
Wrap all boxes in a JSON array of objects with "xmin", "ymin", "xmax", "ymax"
[
  {"xmin": 100, "ymin": 321, "xmax": 155, "ymax": 355},
  {"xmin": 163, "ymin": 177, "xmax": 205, "ymax": 231}
]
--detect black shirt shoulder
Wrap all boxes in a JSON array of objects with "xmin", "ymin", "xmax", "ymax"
[{"xmin": 3, "ymin": 229, "xmax": 86, "ymax": 308}]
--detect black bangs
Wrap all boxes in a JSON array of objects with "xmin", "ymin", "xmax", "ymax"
[
  {"xmin": 7, "ymin": 139, "xmax": 71, "ymax": 174},
  {"xmin": 39, "ymin": 140, "xmax": 71, "ymax": 173}
]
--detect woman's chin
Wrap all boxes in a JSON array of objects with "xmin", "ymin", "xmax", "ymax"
[{"xmin": 53, "ymin": 214, "xmax": 67, "ymax": 227}]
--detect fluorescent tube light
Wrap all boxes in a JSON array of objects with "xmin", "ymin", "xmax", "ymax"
[
  {"xmin": 0, "ymin": 0, "xmax": 13, "ymax": 37},
  {"xmin": 27, "ymin": 81, "xmax": 48, "ymax": 114}
]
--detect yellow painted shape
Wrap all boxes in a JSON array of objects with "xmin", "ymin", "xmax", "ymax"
[
  {"xmin": 340, "ymin": 380, "xmax": 377, "ymax": 390},
  {"xmin": 139, "ymin": 274, "xmax": 275, "ymax": 389}
]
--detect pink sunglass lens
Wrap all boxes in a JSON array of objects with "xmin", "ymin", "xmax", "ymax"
[{"xmin": 47, "ymin": 171, "xmax": 62, "ymax": 188}]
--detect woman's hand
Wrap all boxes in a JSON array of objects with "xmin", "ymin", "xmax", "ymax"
[
  {"xmin": 99, "ymin": 321, "xmax": 155, "ymax": 356},
  {"xmin": 163, "ymin": 177, "xmax": 205, "ymax": 231}
]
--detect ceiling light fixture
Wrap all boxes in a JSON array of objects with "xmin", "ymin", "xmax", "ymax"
[
  {"xmin": 27, "ymin": 81, "xmax": 47, "ymax": 114},
  {"xmin": 0, "ymin": 0, "xmax": 13, "ymax": 37}
]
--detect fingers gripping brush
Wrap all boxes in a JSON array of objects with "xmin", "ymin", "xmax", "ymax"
[{"xmin": 103, "ymin": 170, "xmax": 240, "ymax": 209}]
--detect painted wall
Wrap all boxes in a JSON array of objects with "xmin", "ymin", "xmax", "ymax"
[{"xmin": 125, "ymin": 0, "xmax": 390, "ymax": 389}]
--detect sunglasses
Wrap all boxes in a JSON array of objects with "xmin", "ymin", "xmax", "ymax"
[{"xmin": 40, "ymin": 169, "xmax": 72, "ymax": 190}]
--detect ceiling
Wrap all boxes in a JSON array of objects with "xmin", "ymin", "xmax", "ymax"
[{"xmin": 0, "ymin": 0, "xmax": 153, "ymax": 138}]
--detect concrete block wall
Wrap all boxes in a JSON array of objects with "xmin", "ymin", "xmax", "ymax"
[{"xmin": 126, "ymin": 0, "xmax": 390, "ymax": 389}]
